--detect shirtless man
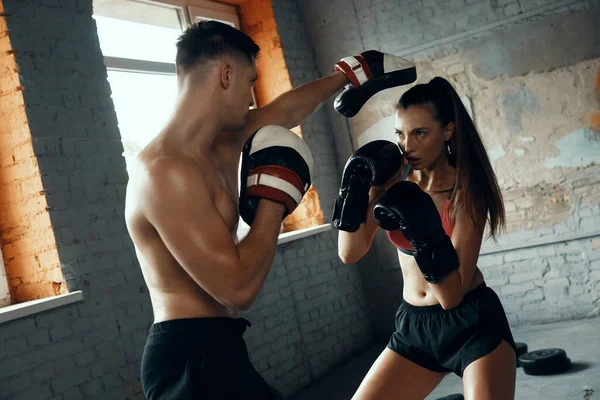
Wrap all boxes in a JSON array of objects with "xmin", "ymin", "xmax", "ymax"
[{"xmin": 124, "ymin": 20, "xmax": 416, "ymax": 400}]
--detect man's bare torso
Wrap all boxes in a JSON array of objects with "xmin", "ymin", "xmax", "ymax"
[{"xmin": 125, "ymin": 136, "xmax": 243, "ymax": 322}]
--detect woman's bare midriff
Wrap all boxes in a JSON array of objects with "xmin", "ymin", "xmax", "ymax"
[{"xmin": 399, "ymin": 251, "xmax": 485, "ymax": 307}]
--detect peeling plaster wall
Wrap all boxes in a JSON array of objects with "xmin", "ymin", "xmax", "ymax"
[
  {"xmin": 296, "ymin": 0, "xmax": 600, "ymax": 334},
  {"xmin": 471, "ymin": 60, "xmax": 599, "ymax": 189}
]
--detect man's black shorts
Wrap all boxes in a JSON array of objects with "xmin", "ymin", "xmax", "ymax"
[{"xmin": 141, "ymin": 317, "xmax": 280, "ymax": 399}]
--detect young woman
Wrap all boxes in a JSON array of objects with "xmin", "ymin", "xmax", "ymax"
[{"xmin": 334, "ymin": 77, "xmax": 516, "ymax": 400}]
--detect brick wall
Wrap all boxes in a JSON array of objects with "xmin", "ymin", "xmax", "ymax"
[
  {"xmin": 242, "ymin": 229, "xmax": 371, "ymax": 397},
  {"xmin": 480, "ymin": 166, "xmax": 600, "ymax": 325},
  {"xmin": 481, "ymin": 236, "xmax": 600, "ymax": 326},
  {"xmin": 295, "ymin": 0, "xmax": 600, "ymax": 335},
  {"xmin": 0, "ymin": 0, "xmax": 149, "ymax": 399}
]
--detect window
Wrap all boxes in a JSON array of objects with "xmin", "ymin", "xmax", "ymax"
[
  {"xmin": 93, "ymin": 0, "xmax": 184, "ymax": 168},
  {"xmin": 94, "ymin": 15, "xmax": 182, "ymax": 64},
  {"xmin": 105, "ymin": 71, "xmax": 178, "ymax": 166}
]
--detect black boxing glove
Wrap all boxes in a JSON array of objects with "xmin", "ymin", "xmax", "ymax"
[{"xmin": 332, "ymin": 140, "xmax": 403, "ymax": 232}]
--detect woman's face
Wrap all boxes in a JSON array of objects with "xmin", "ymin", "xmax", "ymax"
[{"xmin": 394, "ymin": 103, "xmax": 453, "ymax": 170}]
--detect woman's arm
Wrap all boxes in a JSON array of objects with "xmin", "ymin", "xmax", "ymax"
[
  {"xmin": 338, "ymin": 185, "xmax": 385, "ymax": 264},
  {"xmin": 427, "ymin": 208, "xmax": 485, "ymax": 310}
]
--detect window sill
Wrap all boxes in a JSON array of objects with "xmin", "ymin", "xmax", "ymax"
[
  {"xmin": 278, "ymin": 223, "xmax": 333, "ymax": 245},
  {"xmin": 0, "ymin": 291, "xmax": 84, "ymax": 324}
]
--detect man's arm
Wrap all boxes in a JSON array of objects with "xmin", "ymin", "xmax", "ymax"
[
  {"xmin": 143, "ymin": 157, "xmax": 285, "ymax": 311},
  {"xmin": 237, "ymin": 71, "xmax": 348, "ymax": 143},
  {"xmin": 236, "ymin": 50, "xmax": 417, "ymax": 142}
]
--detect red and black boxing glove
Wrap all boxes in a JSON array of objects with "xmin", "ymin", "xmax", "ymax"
[{"xmin": 239, "ymin": 125, "xmax": 314, "ymax": 225}]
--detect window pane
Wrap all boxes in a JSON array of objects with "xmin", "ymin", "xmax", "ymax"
[
  {"xmin": 106, "ymin": 70, "xmax": 177, "ymax": 165},
  {"xmin": 93, "ymin": 10, "xmax": 182, "ymax": 63},
  {"xmin": 93, "ymin": 0, "xmax": 183, "ymax": 29}
]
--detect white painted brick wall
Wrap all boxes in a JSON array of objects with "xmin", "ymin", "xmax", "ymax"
[
  {"xmin": 242, "ymin": 229, "xmax": 371, "ymax": 397},
  {"xmin": 480, "ymin": 235, "xmax": 600, "ymax": 326}
]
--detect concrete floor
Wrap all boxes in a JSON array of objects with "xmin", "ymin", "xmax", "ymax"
[{"xmin": 290, "ymin": 317, "xmax": 600, "ymax": 400}]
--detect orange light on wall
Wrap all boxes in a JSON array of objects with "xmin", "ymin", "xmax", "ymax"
[{"xmin": 0, "ymin": 1, "xmax": 66, "ymax": 304}]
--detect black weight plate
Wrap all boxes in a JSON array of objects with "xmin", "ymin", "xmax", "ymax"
[
  {"xmin": 518, "ymin": 348, "xmax": 567, "ymax": 369},
  {"xmin": 522, "ymin": 357, "xmax": 571, "ymax": 376},
  {"xmin": 435, "ymin": 394, "xmax": 464, "ymax": 400}
]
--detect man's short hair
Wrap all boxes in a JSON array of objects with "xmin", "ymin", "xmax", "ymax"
[{"xmin": 176, "ymin": 20, "xmax": 260, "ymax": 72}]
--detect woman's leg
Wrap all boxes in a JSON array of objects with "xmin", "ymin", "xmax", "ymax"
[
  {"xmin": 352, "ymin": 348, "xmax": 448, "ymax": 400},
  {"xmin": 462, "ymin": 340, "xmax": 516, "ymax": 400}
]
